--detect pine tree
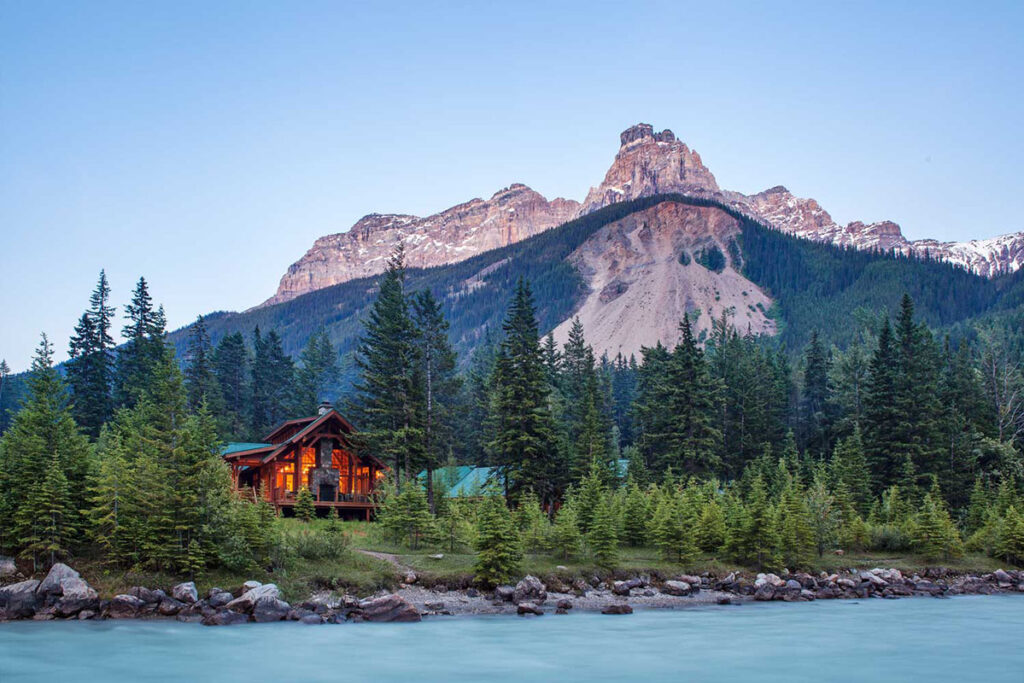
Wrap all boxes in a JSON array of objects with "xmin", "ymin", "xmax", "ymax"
[
  {"xmin": 831, "ymin": 427, "xmax": 872, "ymax": 516},
  {"xmin": 805, "ymin": 471, "xmax": 839, "ymax": 557},
  {"xmin": 665, "ymin": 315, "xmax": 721, "ymax": 475},
  {"xmin": 734, "ymin": 476, "xmax": 779, "ymax": 571},
  {"xmin": 515, "ymin": 491, "xmax": 551, "ymax": 553},
  {"xmin": 16, "ymin": 453, "xmax": 75, "ymax": 569},
  {"xmin": 650, "ymin": 488, "xmax": 697, "ymax": 563},
  {"xmin": 574, "ymin": 458, "xmax": 606, "ymax": 534},
  {"xmin": 295, "ymin": 486, "xmax": 316, "ymax": 522},
  {"xmin": 995, "ymin": 506, "xmax": 1024, "ymax": 566},
  {"xmin": 488, "ymin": 278, "xmax": 560, "ymax": 506},
  {"xmin": 588, "ymin": 494, "xmax": 620, "ymax": 569},
  {"xmin": 549, "ymin": 501, "xmax": 583, "ymax": 560},
  {"xmin": 864, "ymin": 317, "xmax": 901, "ymax": 492},
  {"xmin": 66, "ymin": 270, "xmax": 115, "ymax": 437},
  {"xmin": 184, "ymin": 315, "xmax": 221, "ymax": 414},
  {"xmin": 250, "ymin": 328, "xmax": 295, "ymax": 437},
  {"xmin": 0, "ymin": 335, "xmax": 90, "ymax": 556},
  {"xmin": 913, "ymin": 484, "xmax": 963, "ymax": 561},
  {"xmin": 212, "ymin": 331, "xmax": 250, "ymax": 438},
  {"xmin": 351, "ymin": 246, "xmax": 420, "ymax": 486},
  {"xmin": 777, "ymin": 478, "xmax": 815, "ymax": 568},
  {"xmin": 474, "ymin": 493, "xmax": 522, "ymax": 586},
  {"xmin": 799, "ymin": 330, "xmax": 832, "ymax": 457},
  {"xmin": 410, "ymin": 289, "xmax": 460, "ymax": 513},
  {"xmin": 293, "ymin": 328, "xmax": 340, "ymax": 416},
  {"xmin": 115, "ymin": 277, "xmax": 167, "ymax": 408},
  {"xmin": 965, "ymin": 477, "xmax": 992, "ymax": 536},
  {"xmin": 697, "ymin": 498, "xmax": 727, "ymax": 553},
  {"xmin": 621, "ymin": 481, "xmax": 650, "ymax": 546}
]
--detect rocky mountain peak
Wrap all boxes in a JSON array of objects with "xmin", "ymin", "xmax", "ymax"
[{"xmin": 619, "ymin": 123, "xmax": 678, "ymax": 147}]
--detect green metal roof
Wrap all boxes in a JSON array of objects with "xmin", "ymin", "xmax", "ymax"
[
  {"xmin": 221, "ymin": 442, "xmax": 272, "ymax": 456},
  {"xmin": 415, "ymin": 465, "xmax": 499, "ymax": 497}
]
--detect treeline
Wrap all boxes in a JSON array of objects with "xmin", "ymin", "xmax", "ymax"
[{"xmin": 0, "ymin": 272, "xmax": 336, "ymax": 574}]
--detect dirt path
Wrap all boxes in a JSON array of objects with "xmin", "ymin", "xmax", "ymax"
[{"xmin": 354, "ymin": 548, "xmax": 412, "ymax": 575}]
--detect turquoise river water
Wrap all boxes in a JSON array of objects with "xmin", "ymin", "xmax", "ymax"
[{"xmin": 1, "ymin": 595, "xmax": 1022, "ymax": 682}]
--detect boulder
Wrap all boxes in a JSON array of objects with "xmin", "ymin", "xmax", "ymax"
[
  {"xmin": 404, "ymin": 572, "xmax": 418, "ymax": 585},
  {"xmin": 494, "ymin": 585, "xmax": 516, "ymax": 602},
  {"xmin": 993, "ymin": 569, "xmax": 1013, "ymax": 585},
  {"xmin": 37, "ymin": 563, "xmax": 79, "ymax": 597},
  {"xmin": 226, "ymin": 583, "xmax": 282, "ymax": 613},
  {"xmin": 357, "ymin": 594, "xmax": 421, "ymax": 623},
  {"xmin": 300, "ymin": 613, "xmax": 324, "ymax": 625},
  {"xmin": 716, "ymin": 596, "xmax": 734, "ymax": 605},
  {"xmin": 754, "ymin": 584, "xmax": 776, "ymax": 601},
  {"xmin": 108, "ymin": 594, "xmax": 146, "ymax": 619},
  {"xmin": 859, "ymin": 571, "xmax": 887, "ymax": 587},
  {"xmin": 613, "ymin": 578, "xmax": 643, "ymax": 595},
  {"xmin": 785, "ymin": 580, "xmax": 802, "ymax": 591},
  {"xmin": 0, "ymin": 556, "xmax": 16, "ymax": 579},
  {"xmin": 0, "ymin": 579, "xmax": 41, "ymax": 619},
  {"xmin": 677, "ymin": 575, "xmax": 702, "ymax": 586},
  {"xmin": 171, "ymin": 581, "xmax": 198, "ymax": 604},
  {"xmin": 602, "ymin": 604, "xmax": 633, "ymax": 615},
  {"xmin": 157, "ymin": 598, "xmax": 185, "ymax": 616},
  {"xmin": 54, "ymin": 578, "xmax": 99, "ymax": 618},
  {"xmin": 241, "ymin": 580, "xmax": 262, "ymax": 593},
  {"xmin": 662, "ymin": 580, "xmax": 692, "ymax": 597},
  {"xmin": 129, "ymin": 586, "xmax": 161, "ymax": 604},
  {"xmin": 78, "ymin": 609, "xmax": 97, "ymax": 620},
  {"xmin": 208, "ymin": 590, "xmax": 233, "ymax": 608},
  {"xmin": 513, "ymin": 575, "xmax": 547, "ymax": 604},
  {"xmin": 517, "ymin": 602, "xmax": 543, "ymax": 616},
  {"xmin": 201, "ymin": 609, "xmax": 249, "ymax": 626},
  {"xmin": 556, "ymin": 598, "xmax": 573, "ymax": 610},
  {"xmin": 252, "ymin": 596, "xmax": 291, "ymax": 623}
]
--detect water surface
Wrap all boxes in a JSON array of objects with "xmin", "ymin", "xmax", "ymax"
[{"xmin": 1, "ymin": 595, "xmax": 1021, "ymax": 682}]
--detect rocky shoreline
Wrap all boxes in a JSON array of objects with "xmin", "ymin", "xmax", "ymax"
[{"xmin": 2, "ymin": 560, "xmax": 1022, "ymax": 626}]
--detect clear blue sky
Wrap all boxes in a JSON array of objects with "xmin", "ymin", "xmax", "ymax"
[{"xmin": 2, "ymin": 1, "xmax": 1022, "ymax": 372}]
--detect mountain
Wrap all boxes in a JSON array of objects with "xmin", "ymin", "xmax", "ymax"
[
  {"xmin": 262, "ymin": 123, "xmax": 1023, "ymax": 307},
  {"xmin": 264, "ymin": 184, "xmax": 579, "ymax": 306}
]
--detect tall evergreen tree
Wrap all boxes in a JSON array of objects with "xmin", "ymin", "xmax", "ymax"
[
  {"xmin": 184, "ymin": 315, "xmax": 221, "ymax": 414},
  {"xmin": 114, "ymin": 277, "xmax": 167, "ymax": 408},
  {"xmin": 799, "ymin": 330, "xmax": 832, "ymax": 457},
  {"xmin": 292, "ymin": 328, "xmax": 340, "ymax": 416},
  {"xmin": 66, "ymin": 270, "xmax": 115, "ymax": 436},
  {"xmin": 488, "ymin": 278, "xmax": 560, "ymax": 506},
  {"xmin": 864, "ymin": 317, "xmax": 901, "ymax": 492},
  {"xmin": 351, "ymin": 246, "xmax": 420, "ymax": 486},
  {"xmin": 664, "ymin": 315, "xmax": 721, "ymax": 475},
  {"xmin": 250, "ymin": 328, "xmax": 294, "ymax": 437},
  {"xmin": 213, "ymin": 332, "xmax": 250, "ymax": 439}
]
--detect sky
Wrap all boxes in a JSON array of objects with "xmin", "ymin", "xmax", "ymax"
[{"xmin": 2, "ymin": 1, "xmax": 1022, "ymax": 372}]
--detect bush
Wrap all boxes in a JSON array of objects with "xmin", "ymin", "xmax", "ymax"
[
  {"xmin": 273, "ymin": 524, "xmax": 350, "ymax": 563},
  {"xmin": 869, "ymin": 523, "xmax": 914, "ymax": 552}
]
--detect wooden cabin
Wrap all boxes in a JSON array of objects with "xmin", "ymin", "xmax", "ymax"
[{"xmin": 222, "ymin": 403, "xmax": 385, "ymax": 519}]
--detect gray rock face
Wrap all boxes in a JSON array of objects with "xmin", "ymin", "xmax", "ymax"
[
  {"xmin": 601, "ymin": 604, "xmax": 633, "ymax": 615},
  {"xmin": 108, "ymin": 594, "xmax": 146, "ymax": 619},
  {"xmin": 662, "ymin": 580, "xmax": 692, "ymax": 596},
  {"xmin": 37, "ymin": 563, "xmax": 79, "ymax": 596},
  {"xmin": 202, "ymin": 609, "xmax": 250, "ymax": 626},
  {"xmin": 0, "ymin": 579, "xmax": 41, "ymax": 618},
  {"xmin": 54, "ymin": 578, "xmax": 99, "ymax": 617},
  {"xmin": 242, "ymin": 580, "xmax": 262, "ymax": 593},
  {"xmin": 513, "ymin": 575, "xmax": 547, "ymax": 604},
  {"xmin": 129, "ymin": 586, "xmax": 161, "ymax": 604},
  {"xmin": 357, "ymin": 594, "xmax": 421, "ymax": 623},
  {"xmin": 993, "ymin": 569, "xmax": 1013, "ymax": 584},
  {"xmin": 494, "ymin": 585, "xmax": 516, "ymax": 602},
  {"xmin": 226, "ymin": 583, "xmax": 281, "ymax": 613},
  {"xmin": 171, "ymin": 582, "xmax": 198, "ymax": 604},
  {"xmin": 517, "ymin": 602, "xmax": 543, "ymax": 616},
  {"xmin": 157, "ymin": 598, "xmax": 185, "ymax": 616},
  {"xmin": 208, "ymin": 590, "xmax": 233, "ymax": 608},
  {"xmin": 754, "ymin": 584, "xmax": 776, "ymax": 601},
  {"xmin": 252, "ymin": 597, "xmax": 291, "ymax": 623}
]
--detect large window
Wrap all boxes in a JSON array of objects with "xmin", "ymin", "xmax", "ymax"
[
  {"xmin": 333, "ymin": 450, "xmax": 352, "ymax": 495},
  {"xmin": 300, "ymin": 448, "xmax": 316, "ymax": 490},
  {"xmin": 275, "ymin": 461, "xmax": 295, "ymax": 494}
]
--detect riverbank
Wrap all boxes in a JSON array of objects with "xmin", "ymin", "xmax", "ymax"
[{"xmin": 3, "ymin": 560, "xmax": 1023, "ymax": 625}]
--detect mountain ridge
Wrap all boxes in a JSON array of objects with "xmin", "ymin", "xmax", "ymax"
[{"xmin": 262, "ymin": 122, "xmax": 1023, "ymax": 307}]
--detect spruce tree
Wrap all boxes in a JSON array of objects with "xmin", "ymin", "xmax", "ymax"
[
  {"xmin": 293, "ymin": 328, "xmax": 340, "ymax": 416},
  {"xmin": 831, "ymin": 427, "xmax": 872, "ymax": 516},
  {"xmin": 115, "ymin": 277, "xmax": 167, "ymax": 408},
  {"xmin": 16, "ymin": 453, "xmax": 75, "ymax": 569},
  {"xmin": 697, "ymin": 498, "xmax": 727, "ymax": 553},
  {"xmin": 778, "ymin": 478, "xmax": 815, "ymax": 568},
  {"xmin": 665, "ymin": 315, "xmax": 721, "ymax": 475},
  {"xmin": 799, "ymin": 330, "xmax": 832, "ymax": 458},
  {"xmin": 549, "ymin": 501, "xmax": 583, "ymax": 560},
  {"xmin": 488, "ymin": 278, "xmax": 560, "ymax": 506},
  {"xmin": 588, "ymin": 494, "xmax": 620, "ymax": 569},
  {"xmin": 995, "ymin": 506, "xmax": 1024, "ymax": 565},
  {"xmin": 213, "ymin": 332, "xmax": 250, "ymax": 439},
  {"xmin": 621, "ymin": 480, "xmax": 651, "ymax": 546},
  {"xmin": 805, "ymin": 472, "xmax": 839, "ymax": 557},
  {"xmin": 295, "ymin": 486, "xmax": 316, "ymax": 522},
  {"xmin": 474, "ymin": 493, "xmax": 523, "ymax": 586},
  {"xmin": 351, "ymin": 246, "xmax": 420, "ymax": 485},
  {"xmin": 67, "ymin": 270, "xmax": 115, "ymax": 437},
  {"xmin": 734, "ymin": 476, "xmax": 779, "ymax": 571},
  {"xmin": 864, "ymin": 317, "xmax": 901, "ymax": 492},
  {"xmin": 250, "ymin": 328, "xmax": 295, "ymax": 437},
  {"xmin": 184, "ymin": 315, "xmax": 221, "ymax": 414}
]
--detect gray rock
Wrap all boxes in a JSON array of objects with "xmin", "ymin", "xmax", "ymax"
[
  {"xmin": 208, "ymin": 590, "xmax": 233, "ymax": 608},
  {"xmin": 129, "ymin": 586, "xmax": 160, "ymax": 604},
  {"xmin": 157, "ymin": 598, "xmax": 185, "ymax": 616},
  {"xmin": 754, "ymin": 584, "xmax": 776, "ymax": 601},
  {"xmin": 494, "ymin": 585, "xmax": 516, "ymax": 602},
  {"xmin": 613, "ymin": 578, "xmax": 643, "ymax": 595},
  {"xmin": 993, "ymin": 569, "xmax": 1013, "ymax": 584},
  {"xmin": 785, "ymin": 579, "xmax": 802, "ymax": 590},
  {"xmin": 241, "ymin": 580, "xmax": 262, "ymax": 593},
  {"xmin": 404, "ymin": 571, "xmax": 418, "ymax": 584},
  {"xmin": 300, "ymin": 613, "xmax": 324, "ymax": 625},
  {"xmin": 0, "ymin": 579, "xmax": 40, "ymax": 619},
  {"xmin": 601, "ymin": 604, "xmax": 633, "ymax": 615},
  {"xmin": 78, "ymin": 609, "xmax": 97, "ymax": 620},
  {"xmin": 513, "ymin": 575, "xmax": 547, "ymax": 604},
  {"xmin": 252, "ymin": 596, "xmax": 291, "ymax": 623},
  {"xmin": 108, "ymin": 594, "xmax": 146, "ymax": 619},
  {"xmin": 201, "ymin": 609, "xmax": 249, "ymax": 626},
  {"xmin": 556, "ymin": 598, "xmax": 573, "ymax": 610},
  {"xmin": 171, "ymin": 581, "xmax": 199, "ymax": 604},
  {"xmin": 662, "ymin": 580, "xmax": 692, "ymax": 596},
  {"xmin": 423, "ymin": 601, "xmax": 445, "ymax": 612},
  {"xmin": 37, "ymin": 563, "xmax": 79, "ymax": 596},
  {"xmin": 555, "ymin": 607, "xmax": 568, "ymax": 615},
  {"xmin": 517, "ymin": 602, "xmax": 543, "ymax": 615},
  {"xmin": 226, "ymin": 583, "xmax": 281, "ymax": 613},
  {"xmin": 357, "ymin": 594, "xmax": 421, "ymax": 622},
  {"xmin": 716, "ymin": 596, "xmax": 733, "ymax": 605},
  {"xmin": 0, "ymin": 556, "xmax": 16, "ymax": 579},
  {"xmin": 677, "ymin": 574, "xmax": 701, "ymax": 586},
  {"xmin": 54, "ymin": 578, "xmax": 98, "ymax": 617}
]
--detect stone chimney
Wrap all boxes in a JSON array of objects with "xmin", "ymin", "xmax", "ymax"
[{"xmin": 317, "ymin": 401, "xmax": 333, "ymax": 417}]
